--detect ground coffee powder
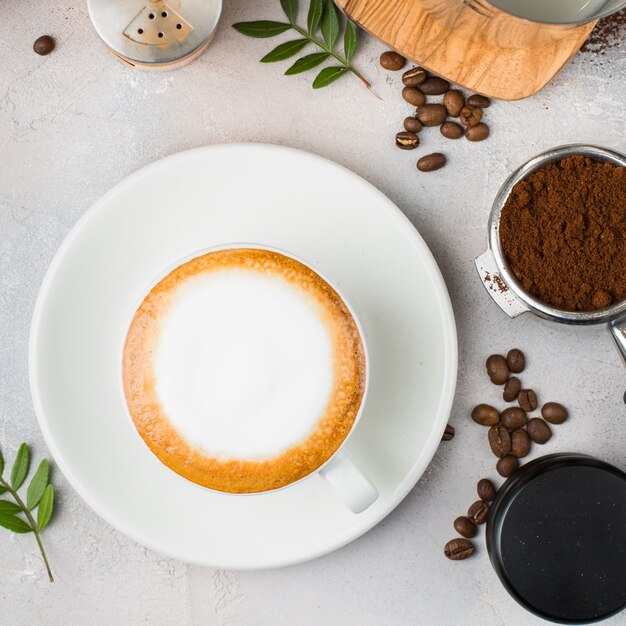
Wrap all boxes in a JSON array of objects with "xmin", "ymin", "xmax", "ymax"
[{"xmin": 500, "ymin": 155, "xmax": 626, "ymax": 311}]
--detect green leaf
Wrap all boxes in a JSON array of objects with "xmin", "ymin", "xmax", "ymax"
[
  {"xmin": 0, "ymin": 500, "xmax": 22, "ymax": 515},
  {"xmin": 232, "ymin": 21, "xmax": 292, "ymax": 38},
  {"xmin": 0, "ymin": 487, "xmax": 6, "ymax": 496},
  {"xmin": 10, "ymin": 443, "xmax": 30, "ymax": 490},
  {"xmin": 312, "ymin": 66, "xmax": 348, "ymax": 88},
  {"xmin": 280, "ymin": 0, "xmax": 298, "ymax": 23},
  {"xmin": 320, "ymin": 0, "xmax": 340, "ymax": 48},
  {"xmin": 344, "ymin": 20, "xmax": 357, "ymax": 62},
  {"xmin": 285, "ymin": 52, "xmax": 330, "ymax": 75},
  {"xmin": 0, "ymin": 447, "xmax": 4, "ymax": 476},
  {"xmin": 37, "ymin": 485, "xmax": 54, "ymax": 532},
  {"xmin": 307, "ymin": 0, "xmax": 324, "ymax": 34},
  {"xmin": 260, "ymin": 39, "xmax": 309, "ymax": 63},
  {"xmin": 27, "ymin": 459, "xmax": 49, "ymax": 510},
  {"xmin": 0, "ymin": 513, "xmax": 32, "ymax": 533}
]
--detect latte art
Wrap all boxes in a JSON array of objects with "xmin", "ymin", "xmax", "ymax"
[{"xmin": 122, "ymin": 248, "xmax": 366, "ymax": 493}]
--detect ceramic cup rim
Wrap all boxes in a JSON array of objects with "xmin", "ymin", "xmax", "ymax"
[{"xmin": 119, "ymin": 242, "xmax": 370, "ymax": 497}]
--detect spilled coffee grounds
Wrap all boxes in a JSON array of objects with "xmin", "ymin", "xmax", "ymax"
[{"xmin": 500, "ymin": 155, "xmax": 626, "ymax": 311}]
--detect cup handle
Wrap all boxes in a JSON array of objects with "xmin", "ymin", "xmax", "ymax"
[
  {"xmin": 609, "ymin": 313, "xmax": 626, "ymax": 367},
  {"xmin": 318, "ymin": 450, "xmax": 379, "ymax": 514}
]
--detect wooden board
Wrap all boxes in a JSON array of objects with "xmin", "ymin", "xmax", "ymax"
[{"xmin": 336, "ymin": 0, "xmax": 596, "ymax": 100}]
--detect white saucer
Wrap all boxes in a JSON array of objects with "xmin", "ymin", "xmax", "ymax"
[{"xmin": 30, "ymin": 144, "xmax": 457, "ymax": 569}]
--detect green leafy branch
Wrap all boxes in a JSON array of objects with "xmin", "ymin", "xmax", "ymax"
[
  {"xmin": 233, "ymin": 0, "xmax": 374, "ymax": 92},
  {"xmin": 0, "ymin": 444, "xmax": 55, "ymax": 582}
]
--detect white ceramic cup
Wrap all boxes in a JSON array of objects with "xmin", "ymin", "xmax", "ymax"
[{"xmin": 126, "ymin": 244, "xmax": 379, "ymax": 514}]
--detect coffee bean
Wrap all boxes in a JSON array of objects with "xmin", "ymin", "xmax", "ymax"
[
  {"xmin": 419, "ymin": 76, "xmax": 449, "ymax": 95},
  {"xmin": 460, "ymin": 106, "xmax": 483, "ymax": 127},
  {"xmin": 496, "ymin": 455, "xmax": 519, "ymax": 477},
  {"xmin": 541, "ymin": 402, "xmax": 568, "ymax": 424},
  {"xmin": 488, "ymin": 425, "xmax": 511, "ymax": 458},
  {"xmin": 506, "ymin": 349, "xmax": 525, "ymax": 373},
  {"xmin": 442, "ymin": 423, "xmax": 455, "ymax": 441},
  {"xmin": 454, "ymin": 516, "xmax": 477, "ymax": 538},
  {"xmin": 402, "ymin": 86, "xmax": 426, "ymax": 106},
  {"xmin": 501, "ymin": 407, "xmax": 528, "ymax": 431},
  {"xmin": 395, "ymin": 131, "xmax": 420, "ymax": 150},
  {"xmin": 518, "ymin": 389, "xmax": 538, "ymax": 412},
  {"xmin": 468, "ymin": 500, "xmax": 490, "ymax": 525},
  {"xmin": 465, "ymin": 123, "xmax": 490, "ymax": 142},
  {"xmin": 477, "ymin": 478, "xmax": 497, "ymax": 502},
  {"xmin": 440, "ymin": 121, "xmax": 464, "ymax": 140},
  {"xmin": 402, "ymin": 67, "xmax": 427, "ymax": 87},
  {"xmin": 511, "ymin": 429, "xmax": 531, "ymax": 458},
  {"xmin": 417, "ymin": 153, "xmax": 446, "ymax": 172},
  {"xmin": 415, "ymin": 104, "xmax": 447, "ymax": 127},
  {"xmin": 467, "ymin": 94, "xmax": 491, "ymax": 108},
  {"xmin": 526, "ymin": 418, "xmax": 552, "ymax": 444},
  {"xmin": 443, "ymin": 89, "xmax": 464, "ymax": 117},
  {"xmin": 503, "ymin": 377, "xmax": 521, "ymax": 402},
  {"xmin": 380, "ymin": 51, "xmax": 405, "ymax": 71},
  {"xmin": 33, "ymin": 35, "xmax": 55, "ymax": 56},
  {"xmin": 486, "ymin": 354, "xmax": 509, "ymax": 384},
  {"xmin": 471, "ymin": 404, "xmax": 500, "ymax": 426},
  {"xmin": 403, "ymin": 116, "xmax": 423, "ymax": 133},
  {"xmin": 444, "ymin": 538, "xmax": 474, "ymax": 560}
]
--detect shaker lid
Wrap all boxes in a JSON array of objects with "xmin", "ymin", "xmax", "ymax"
[
  {"xmin": 487, "ymin": 454, "xmax": 626, "ymax": 624},
  {"xmin": 87, "ymin": 0, "xmax": 222, "ymax": 66}
]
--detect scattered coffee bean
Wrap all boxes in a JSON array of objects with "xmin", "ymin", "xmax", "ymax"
[
  {"xmin": 444, "ymin": 538, "xmax": 474, "ymax": 560},
  {"xmin": 443, "ymin": 89, "xmax": 464, "ymax": 117},
  {"xmin": 417, "ymin": 153, "xmax": 446, "ymax": 172},
  {"xmin": 395, "ymin": 131, "xmax": 420, "ymax": 150},
  {"xmin": 541, "ymin": 402, "xmax": 568, "ymax": 424},
  {"xmin": 486, "ymin": 354, "xmax": 509, "ymax": 384},
  {"xmin": 471, "ymin": 403, "xmax": 500, "ymax": 426},
  {"xmin": 465, "ymin": 123, "xmax": 490, "ymax": 142},
  {"xmin": 467, "ymin": 94, "xmax": 491, "ymax": 108},
  {"xmin": 460, "ymin": 106, "xmax": 483, "ymax": 127},
  {"xmin": 511, "ymin": 429, "xmax": 531, "ymax": 458},
  {"xmin": 380, "ymin": 50, "xmax": 405, "ymax": 71},
  {"xmin": 496, "ymin": 454, "xmax": 519, "ymax": 477},
  {"xmin": 518, "ymin": 389, "xmax": 538, "ymax": 412},
  {"xmin": 402, "ymin": 86, "xmax": 426, "ymax": 106},
  {"xmin": 503, "ymin": 377, "xmax": 521, "ymax": 402},
  {"xmin": 419, "ymin": 76, "xmax": 450, "ymax": 95},
  {"xmin": 506, "ymin": 349, "xmax": 525, "ymax": 373},
  {"xmin": 454, "ymin": 516, "xmax": 477, "ymax": 538},
  {"xmin": 526, "ymin": 418, "xmax": 552, "ymax": 444},
  {"xmin": 403, "ymin": 116, "xmax": 423, "ymax": 133},
  {"xmin": 33, "ymin": 35, "xmax": 55, "ymax": 56},
  {"xmin": 488, "ymin": 425, "xmax": 511, "ymax": 458},
  {"xmin": 501, "ymin": 407, "xmax": 528, "ymax": 431},
  {"xmin": 415, "ymin": 104, "xmax": 447, "ymax": 127},
  {"xmin": 440, "ymin": 121, "xmax": 464, "ymax": 140},
  {"xmin": 442, "ymin": 423, "xmax": 455, "ymax": 441},
  {"xmin": 477, "ymin": 478, "xmax": 497, "ymax": 501},
  {"xmin": 402, "ymin": 67, "xmax": 427, "ymax": 87},
  {"xmin": 468, "ymin": 500, "xmax": 490, "ymax": 525}
]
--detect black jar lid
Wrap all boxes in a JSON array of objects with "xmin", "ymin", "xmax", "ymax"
[{"xmin": 486, "ymin": 453, "xmax": 626, "ymax": 624}]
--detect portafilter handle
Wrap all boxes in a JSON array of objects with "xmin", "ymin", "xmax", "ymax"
[{"xmin": 610, "ymin": 313, "xmax": 626, "ymax": 367}]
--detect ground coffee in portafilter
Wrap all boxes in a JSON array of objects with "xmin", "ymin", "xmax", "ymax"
[{"xmin": 500, "ymin": 156, "xmax": 626, "ymax": 311}]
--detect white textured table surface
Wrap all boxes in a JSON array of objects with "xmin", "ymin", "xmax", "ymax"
[{"xmin": 1, "ymin": 2, "xmax": 626, "ymax": 624}]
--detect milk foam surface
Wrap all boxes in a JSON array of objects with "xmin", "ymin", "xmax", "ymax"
[{"xmin": 153, "ymin": 268, "xmax": 334, "ymax": 460}]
